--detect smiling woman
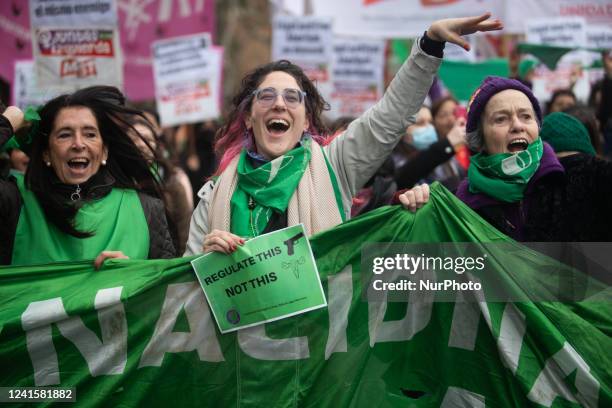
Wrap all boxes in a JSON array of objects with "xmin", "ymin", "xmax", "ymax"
[
  {"xmin": 0, "ymin": 87, "xmax": 176, "ymax": 266},
  {"xmin": 43, "ymin": 107, "xmax": 108, "ymax": 185},
  {"xmin": 184, "ymin": 13, "xmax": 504, "ymax": 255}
]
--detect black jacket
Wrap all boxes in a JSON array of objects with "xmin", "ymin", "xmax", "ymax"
[
  {"xmin": 393, "ymin": 139, "xmax": 460, "ymax": 190},
  {"xmin": 525, "ymin": 153, "xmax": 612, "ymax": 242}
]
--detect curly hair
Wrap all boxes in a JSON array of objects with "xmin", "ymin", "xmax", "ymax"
[{"xmin": 214, "ymin": 60, "xmax": 330, "ymax": 175}]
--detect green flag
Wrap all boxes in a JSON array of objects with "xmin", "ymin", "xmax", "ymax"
[{"xmin": 0, "ymin": 184, "xmax": 610, "ymax": 407}]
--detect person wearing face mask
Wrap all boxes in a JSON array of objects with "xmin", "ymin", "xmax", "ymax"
[
  {"xmin": 411, "ymin": 122, "xmax": 439, "ymax": 150},
  {"xmin": 0, "ymin": 87, "xmax": 176, "ymax": 267},
  {"xmin": 184, "ymin": 14, "xmax": 503, "ymax": 255},
  {"xmin": 399, "ymin": 76, "xmax": 612, "ymax": 242},
  {"xmin": 393, "ymin": 104, "xmax": 467, "ymax": 190}
]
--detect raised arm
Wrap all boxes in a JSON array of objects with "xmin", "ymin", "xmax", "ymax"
[{"xmin": 324, "ymin": 14, "xmax": 502, "ymax": 209}]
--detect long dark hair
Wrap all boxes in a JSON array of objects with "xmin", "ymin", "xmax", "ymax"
[
  {"xmin": 26, "ymin": 86, "xmax": 161, "ymax": 237},
  {"xmin": 214, "ymin": 60, "xmax": 330, "ymax": 175}
]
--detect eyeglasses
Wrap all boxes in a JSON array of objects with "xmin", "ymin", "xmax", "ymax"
[{"xmin": 252, "ymin": 87, "xmax": 307, "ymax": 109}]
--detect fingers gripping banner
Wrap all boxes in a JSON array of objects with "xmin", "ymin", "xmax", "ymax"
[{"xmin": 0, "ymin": 184, "xmax": 610, "ymax": 407}]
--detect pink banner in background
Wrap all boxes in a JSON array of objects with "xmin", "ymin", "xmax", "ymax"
[
  {"xmin": 0, "ymin": 0, "xmax": 215, "ymax": 101},
  {"xmin": 118, "ymin": 0, "xmax": 215, "ymax": 100},
  {"xmin": 0, "ymin": 1, "xmax": 32, "ymax": 91}
]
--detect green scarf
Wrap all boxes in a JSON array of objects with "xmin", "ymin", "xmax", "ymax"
[
  {"xmin": 468, "ymin": 137, "xmax": 543, "ymax": 203},
  {"xmin": 230, "ymin": 139, "xmax": 311, "ymax": 238}
]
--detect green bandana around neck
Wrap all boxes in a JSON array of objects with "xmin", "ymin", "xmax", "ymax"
[
  {"xmin": 230, "ymin": 138, "xmax": 311, "ymax": 238},
  {"xmin": 468, "ymin": 137, "xmax": 543, "ymax": 203}
]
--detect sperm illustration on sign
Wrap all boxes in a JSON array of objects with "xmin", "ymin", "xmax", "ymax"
[{"xmin": 283, "ymin": 256, "xmax": 306, "ymax": 279}]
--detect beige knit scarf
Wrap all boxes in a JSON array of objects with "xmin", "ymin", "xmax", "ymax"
[{"xmin": 209, "ymin": 141, "xmax": 343, "ymax": 236}]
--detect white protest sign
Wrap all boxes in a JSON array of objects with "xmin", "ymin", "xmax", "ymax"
[
  {"xmin": 12, "ymin": 60, "xmax": 62, "ymax": 109},
  {"xmin": 29, "ymin": 0, "xmax": 123, "ymax": 90},
  {"xmin": 311, "ymin": 0, "xmax": 500, "ymax": 38},
  {"xmin": 152, "ymin": 33, "xmax": 221, "ymax": 127},
  {"xmin": 272, "ymin": 15, "xmax": 333, "ymax": 83},
  {"xmin": 328, "ymin": 37, "xmax": 385, "ymax": 120},
  {"xmin": 29, "ymin": 0, "xmax": 118, "ymax": 27},
  {"xmin": 531, "ymin": 65, "xmax": 593, "ymax": 106},
  {"xmin": 505, "ymin": 0, "xmax": 612, "ymax": 34},
  {"xmin": 525, "ymin": 17, "xmax": 587, "ymax": 48},
  {"xmin": 586, "ymin": 25, "xmax": 612, "ymax": 50}
]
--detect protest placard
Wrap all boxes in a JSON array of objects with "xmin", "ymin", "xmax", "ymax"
[
  {"xmin": 152, "ymin": 33, "xmax": 221, "ymax": 126},
  {"xmin": 327, "ymin": 37, "xmax": 384, "ymax": 119},
  {"xmin": 586, "ymin": 25, "xmax": 612, "ymax": 50},
  {"xmin": 12, "ymin": 60, "xmax": 60, "ymax": 109},
  {"xmin": 526, "ymin": 17, "xmax": 587, "ymax": 48},
  {"xmin": 29, "ymin": 0, "xmax": 122, "ymax": 90},
  {"xmin": 311, "ymin": 0, "xmax": 498, "ymax": 38},
  {"xmin": 191, "ymin": 224, "xmax": 326, "ymax": 333},
  {"xmin": 505, "ymin": 0, "xmax": 612, "ymax": 34},
  {"xmin": 272, "ymin": 14, "xmax": 333, "ymax": 103}
]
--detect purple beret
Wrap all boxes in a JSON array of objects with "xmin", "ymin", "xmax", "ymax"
[{"xmin": 466, "ymin": 76, "xmax": 542, "ymax": 133}]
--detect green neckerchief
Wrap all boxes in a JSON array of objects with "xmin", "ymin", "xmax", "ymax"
[
  {"xmin": 230, "ymin": 138, "xmax": 311, "ymax": 238},
  {"xmin": 11, "ymin": 173, "xmax": 150, "ymax": 265},
  {"xmin": 468, "ymin": 137, "xmax": 543, "ymax": 203}
]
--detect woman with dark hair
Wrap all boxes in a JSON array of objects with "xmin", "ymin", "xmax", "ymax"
[
  {"xmin": 0, "ymin": 86, "xmax": 176, "ymax": 267},
  {"xmin": 126, "ymin": 112, "xmax": 194, "ymax": 254},
  {"xmin": 184, "ymin": 14, "xmax": 503, "ymax": 255},
  {"xmin": 546, "ymin": 89, "xmax": 576, "ymax": 115}
]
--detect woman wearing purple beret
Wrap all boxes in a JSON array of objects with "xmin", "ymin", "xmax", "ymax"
[{"xmin": 400, "ymin": 76, "xmax": 612, "ymax": 241}]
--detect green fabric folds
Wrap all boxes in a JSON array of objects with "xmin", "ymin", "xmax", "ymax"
[
  {"xmin": 0, "ymin": 183, "xmax": 610, "ymax": 407},
  {"xmin": 517, "ymin": 43, "xmax": 606, "ymax": 70}
]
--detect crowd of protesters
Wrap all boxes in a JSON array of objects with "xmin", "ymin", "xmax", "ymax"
[{"xmin": 2, "ymin": 13, "xmax": 612, "ymax": 267}]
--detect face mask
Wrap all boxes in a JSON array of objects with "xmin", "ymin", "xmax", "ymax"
[{"xmin": 411, "ymin": 124, "xmax": 438, "ymax": 150}]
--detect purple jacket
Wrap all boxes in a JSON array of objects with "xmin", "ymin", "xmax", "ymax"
[{"xmin": 455, "ymin": 142, "xmax": 564, "ymax": 240}]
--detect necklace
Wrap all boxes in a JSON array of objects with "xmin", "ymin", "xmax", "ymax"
[{"xmin": 70, "ymin": 184, "xmax": 81, "ymax": 201}]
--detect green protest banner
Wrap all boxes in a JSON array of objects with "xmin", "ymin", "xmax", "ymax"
[
  {"xmin": 0, "ymin": 184, "xmax": 610, "ymax": 407},
  {"xmin": 191, "ymin": 224, "xmax": 326, "ymax": 333}
]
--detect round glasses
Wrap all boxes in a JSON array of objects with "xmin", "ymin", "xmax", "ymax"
[{"xmin": 252, "ymin": 87, "xmax": 307, "ymax": 109}]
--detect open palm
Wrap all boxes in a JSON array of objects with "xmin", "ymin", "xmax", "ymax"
[{"xmin": 427, "ymin": 13, "xmax": 503, "ymax": 51}]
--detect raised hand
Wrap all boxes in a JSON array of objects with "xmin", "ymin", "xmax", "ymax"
[
  {"xmin": 427, "ymin": 13, "xmax": 503, "ymax": 51},
  {"xmin": 2, "ymin": 106, "xmax": 25, "ymax": 131}
]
